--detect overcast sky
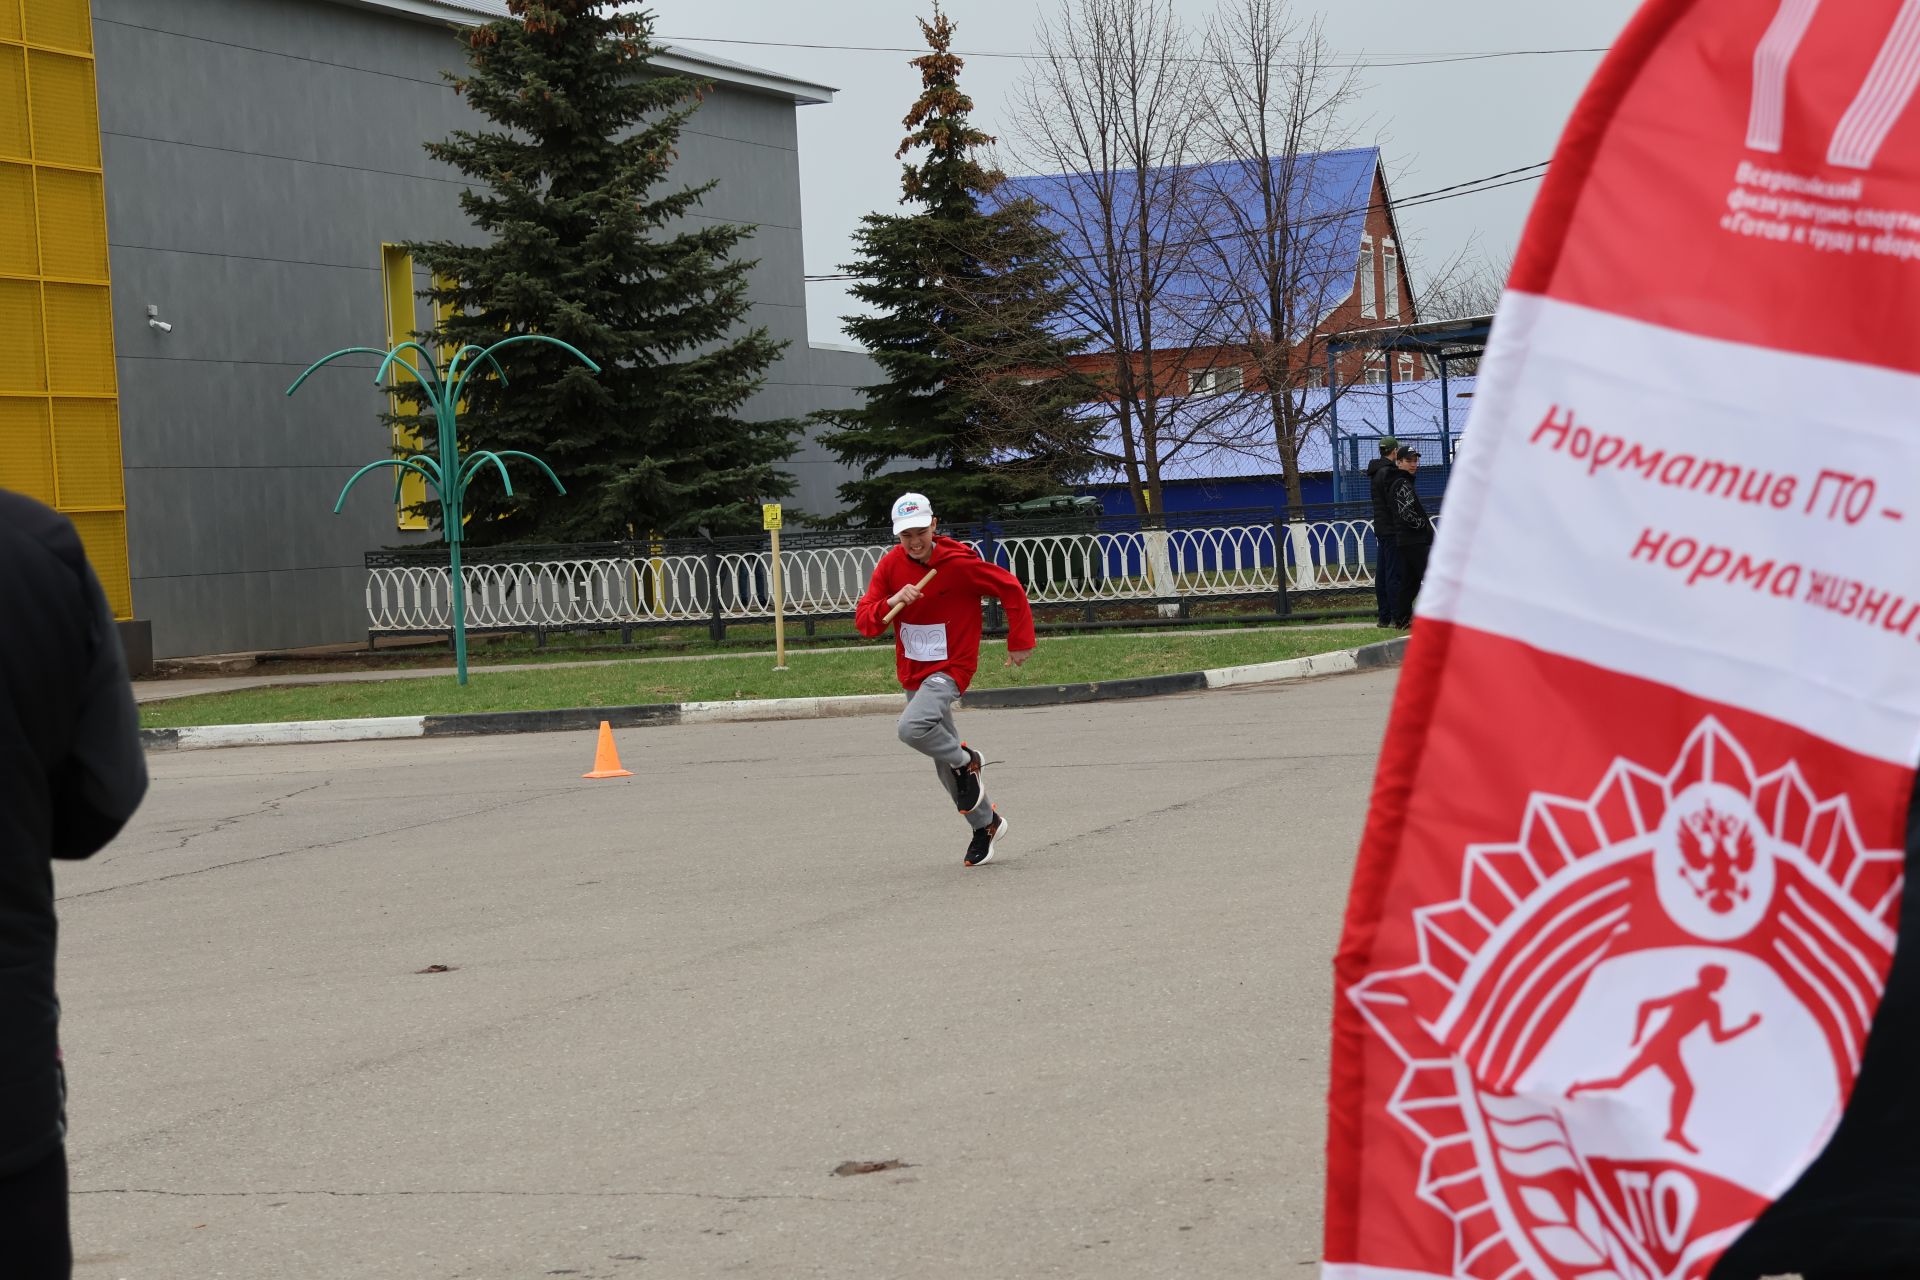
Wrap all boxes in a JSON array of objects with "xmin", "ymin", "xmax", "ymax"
[{"xmin": 642, "ymin": 0, "xmax": 1644, "ymax": 347}]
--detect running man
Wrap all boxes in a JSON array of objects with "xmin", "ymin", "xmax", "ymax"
[
  {"xmin": 856, "ymin": 492, "xmax": 1036, "ymax": 867},
  {"xmin": 1566, "ymin": 964, "xmax": 1761, "ymax": 1154}
]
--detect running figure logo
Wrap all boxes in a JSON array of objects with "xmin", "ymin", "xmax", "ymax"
[
  {"xmin": 1346, "ymin": 719, "xmax": 1900, "ymax": 1280},
  {"xmin": 1567, "ymin": 966, "xmax": 1762, "ymax": 1154}
]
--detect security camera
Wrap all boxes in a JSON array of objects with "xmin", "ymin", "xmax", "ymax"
[{"xmin": 146, "ymin": 304, "xmax": 172, "ymax": 333}]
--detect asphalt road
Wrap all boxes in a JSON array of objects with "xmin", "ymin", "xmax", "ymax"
[{"xmin": 58, "ymin": 668, "xmax": 1399, "ymax": 1279}]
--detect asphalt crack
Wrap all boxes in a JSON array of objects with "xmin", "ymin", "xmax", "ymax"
[
  {"xmin": 58, "ymin": 785, "xmax": 575, "ymax": 901},
  {"xmin": 88, "ymin": 779, "xmax": 334, "ymax": 869},
  {"xmin": 1024, "ymin": 771, "xmax": 1288, "ymax": 856},
  {"xmin": 170, "ymin": 779, "xmax": 333, "ymax": 853},
  {"xmin": 74, "ymin": 1186, "xmax": 855, "ymax": 1204}
]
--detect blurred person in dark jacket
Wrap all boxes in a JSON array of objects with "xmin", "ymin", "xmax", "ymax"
[
  {"xmin": 0, "ymin": 490, "xmax": 148, "ymax": 1278},
  {"xmin": 1382, "ymin": 447, "xmax": 1434, "ymax": 628},
  {"xmin": 1366, "ymin": 436, "xmax": 1401, "ymax": 628}
]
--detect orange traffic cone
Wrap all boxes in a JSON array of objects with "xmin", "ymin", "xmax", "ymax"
[{"xmin": 582, "ymin": 720, "xmax": 632, "ymax": 779}]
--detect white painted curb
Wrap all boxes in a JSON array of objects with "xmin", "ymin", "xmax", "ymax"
[
  {"xmin": 166, "ymin": 716, "xmax": 426, "ymax": 750},
  {"xmin": 1203, "ymin": 648, "xmax": 1362, "ymax": 690},
  {"xmin": 679, "ymin": 694, "xmax": 900, "ymax": 724}
]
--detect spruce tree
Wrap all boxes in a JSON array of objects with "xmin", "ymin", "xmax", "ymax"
[
  {"xmin": 815, "ymin": 6, "xmax": 1091, "ymax": 528},
  {"xmin": 404, "ymin": 1, "xmax": 798, "ymax": 544}
]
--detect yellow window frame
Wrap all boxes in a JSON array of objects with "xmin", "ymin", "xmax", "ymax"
[{"xmin": 380, "ymin": 244, "xmax": 429, "ymax": 531}]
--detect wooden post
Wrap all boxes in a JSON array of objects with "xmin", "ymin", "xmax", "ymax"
[{"xmin": 764, "ymin": 504, "xmax": 787, "ymax": 670}]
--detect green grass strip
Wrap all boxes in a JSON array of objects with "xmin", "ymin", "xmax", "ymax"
[{"xmin": 141, "ymin": 626, "xmax": 1396, "ymax": 728}]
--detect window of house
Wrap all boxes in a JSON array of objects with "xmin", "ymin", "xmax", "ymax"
[
  {"xmin": 1187, "ymin": 366, "xmax": 1244, "ymax": 397},
  {"xmin": 1358, "ymin": 237, "xmax": 1376, "ymax": 319},
  {"xmin": 1381, "ymin": 242, "xmax": 1400, "ymax": 319},
  {"xmin": 1362, "ymin": 354, "xmax": 1387, "ymax": 385},
  {"xmin": 1398, "ymin": 353, "xmax": 1415, "ymax": 381}
]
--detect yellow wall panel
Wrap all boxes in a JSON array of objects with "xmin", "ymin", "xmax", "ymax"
[
  {"xmin": 0, "ymin": 397, "xmax": 53, "ymax": 500},
  {"xmin": 381, "ymin": 245, "xmax": 418, "ymax": 357},
  {"xmin": 0, "ymin": 278, "xmax": 47, "ymax": 391},
  {"xmin": 67, "ymin": 509, "xmax": 129, "ymax": 617},
  {"xmin": 5, "ymin": 0, "xmax": 126, "ymax": 619},
  {"xmin": 52, "ymin": 397, "xmax": 120, "ymax": 507},
  {"xmin": 35, "ymin": 167, "xmax": 104, "ymax": 278},
  {"xmin": 0, "ymin": 46, "xmax": 28, "ymax": 160},
  {"xmin": 382, "ymin": 245, "xmax": 429, "ymax": 530},
  {"xmin": 26, "ymin": 51, "xmax": 98, "ymax": 168},
  {"xmin": 23, "ymin": 0, "xmax": 91, "ymax": 53},
  {"xmin": 42, "ymin": 281, "xmax": 113, "ymax": 392},
  {"xmin": 0, "ymin": 162, "xmax": 37, "ymax": 274},
  {"xmin": 395, "ymin": 441, "xmax": 429, "ymax": 525}
]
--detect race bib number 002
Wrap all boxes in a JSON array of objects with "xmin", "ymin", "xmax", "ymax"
[{"xmin": 899, "ymin": 622, "xmax": 948, "ymax": 663}]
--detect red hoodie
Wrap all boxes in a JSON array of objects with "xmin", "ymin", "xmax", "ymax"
[{"xmin": 855, "ymin": 536, "xmax": 1036, "ymax": 693}]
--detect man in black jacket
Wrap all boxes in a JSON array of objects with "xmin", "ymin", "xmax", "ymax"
[
  {"xmin": 1382, "ymin": 447, "xmax": 1434, "ymax": 627},
  {"xmin": 0, "ymin": 490, "xmax": 148, "ymax": 1277},
  {"xmin": 1366, "ymin": 436, "xmax": 1401, "ymax": 627}
]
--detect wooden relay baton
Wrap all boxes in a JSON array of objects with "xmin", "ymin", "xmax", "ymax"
[{"xmin": 883, "ymin": 568, "xmax": 938, "ymax": 626}]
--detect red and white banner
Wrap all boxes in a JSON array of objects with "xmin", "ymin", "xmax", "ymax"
[{"xmin": 1324, "ymin": 3, "xmax": 1920, "ymax": 1278}]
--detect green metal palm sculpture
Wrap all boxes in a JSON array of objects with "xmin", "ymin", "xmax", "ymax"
[{"xmin": 288, "ymin": 334, "xmax": 601, "ymax": 685}]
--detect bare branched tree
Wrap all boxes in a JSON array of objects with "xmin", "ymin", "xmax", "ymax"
[
  {"xmin": 1409, "ymin": 248, "xmax": 1511, "ymax": 374},
  {"xmin": 1004, "ymin": 0, "xmax": 1235, "ymax": 517},
  {"xmin": 1189, "ymin": 0, "xmax": 1366, "ymax": 512},
  {"xmin": 1417, "ymin": 248, "xmax": 1511, "ymax": 320}
]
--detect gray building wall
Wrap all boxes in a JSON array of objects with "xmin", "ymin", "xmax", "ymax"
[{"xmin": 94, "ymin": 0, "xmax": 873, "ymax": 658}]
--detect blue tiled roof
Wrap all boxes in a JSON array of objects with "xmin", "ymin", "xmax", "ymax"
[
  {"xmin": 995, "ymin": 147, "xmax": 1380, "ymax": 352},
  {"xmin": 1076, "ymin": 374, "xmax": 1478, "ymax": 483}
]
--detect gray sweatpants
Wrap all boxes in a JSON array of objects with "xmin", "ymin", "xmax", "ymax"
[{"xmin": 897, "ymin": 673, "xmax": 992, "ymax": 831}]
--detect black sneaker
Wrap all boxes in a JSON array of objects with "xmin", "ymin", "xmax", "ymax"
[
  {"xmin": 950, "ymin": 744, "xmax": 983, "ymax": 814},
  {"xmin": 964, "ymin": 812, "xmax": 1008, "ymax": 867}
]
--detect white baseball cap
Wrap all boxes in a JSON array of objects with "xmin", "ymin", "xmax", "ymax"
[{"xmin": 890, "ymin": 492, "xmax": 935, "ymax": 535}]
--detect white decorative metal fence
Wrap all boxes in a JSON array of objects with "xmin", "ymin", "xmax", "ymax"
[{"xmin": 364, "ymin": 515, "xmax": 1406, "ymax": 634}]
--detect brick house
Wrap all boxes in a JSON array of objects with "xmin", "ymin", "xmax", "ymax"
[
  {"xmin": 1000, "ymin": 145, "xmax": 1425, "ymax": 406},
  {"xmin": 996, "ymin": 146, "xmax": 1428, "ymax": 516}
]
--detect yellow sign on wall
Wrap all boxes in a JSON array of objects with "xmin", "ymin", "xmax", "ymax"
[{"xmin": 0, "ymin": 0, "xmax": 132, "ymax": 618}]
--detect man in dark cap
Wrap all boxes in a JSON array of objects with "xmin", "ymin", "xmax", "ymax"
[
  {"xmin": 1366, "ymin": 436, "xmax": 1401, "ymax": 628},
  {"xmin": 1382, "ymin": 446, "xmax": 1434, "ymax": 627},
  {"xmin": 0, "ymin": 489, "xmax": 148, "ymax": 1277}
]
